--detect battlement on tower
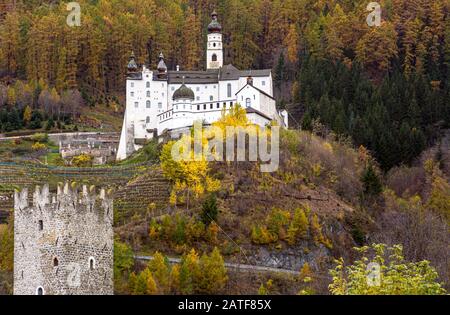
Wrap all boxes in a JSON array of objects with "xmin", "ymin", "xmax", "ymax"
[
  {"xmin": 14, "ymin": 182, "xmax": 113, "ymax": 220},
  {"xmin": 13, "ymin": 182, "xmax": 114, "ymax": 295}
]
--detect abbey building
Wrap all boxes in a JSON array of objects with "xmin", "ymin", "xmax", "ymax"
[{"xmin": 117, "ymin": 11, "xmax": 288, "ymax": 160}]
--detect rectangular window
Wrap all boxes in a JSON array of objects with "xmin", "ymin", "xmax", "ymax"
[
  {"xmin": 131, "ymin": 91, "xmax": 134, "ymax": 97},
  {"xmin": 204, "ymin": 104, "xmax": 206, "ymax": 110},
  {"xmin": 227, "ymin": 84, "xmax": 232, "ymax": 98},
  {"xmin": 38, "ymin": 220, "xmax": 43, "ymax": 231},
  {"xmin": 197, "ymin": 105, "xmax": 200, "ymax": 111},
  {"xmin": 131, "ymin": 82, "xmax": 134, "ymax": 87},
  {"xmin": 217, "ymin": 103, "xmax": 220, "ymax": 109},
  {"xmin": 134, "ymin": 102, "xmax": 139, "ymax": 108},
  {"xmin": 262, "ymin": 81, "xmax": 266, "ymax": 86},
  {"xmin": 158, "ymin": 102, "xmax": 162, "ymax": 109}
]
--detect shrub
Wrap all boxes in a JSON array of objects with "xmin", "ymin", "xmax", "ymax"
[
  {"xmin": 310, "ymin": 214, "xmax": 332, "ymax": 249},
  {"xmin": 31, "ymin": 142, "xmax": 47, "ymax": 151},
  {"xmin": 329, "ymin": 244, "xmax": 447, "ymax": 295},
  {"xmin": 251, "ymin": 226, "xmax": 276, "ymax": 244},
  {"xmin": 72, "ymin": 154, "xmax": 93, "ymax": 167},
  {"xmin": 266, "ymin": 208, "xmax": 290, "ymax": 239},
  {"xmin": 113, "ymin": 240, "xmax": 134, "ymax": 291},
  {"xmin": 201, "ymin": 193, "xmax": 218, "ymax": 225}
]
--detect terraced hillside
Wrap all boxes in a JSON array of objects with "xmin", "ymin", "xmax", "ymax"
[
  {"xmin": 0, "ymin": 162, "xmax": 154, "ymax": 223},
  {"xmin": 114, "ymin": 168, "xmax": 171, "ymax": 225}
]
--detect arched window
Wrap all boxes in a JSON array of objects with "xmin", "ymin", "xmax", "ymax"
[
  {"xmin": 246, "ymin": 98, "xmax": 251, "ymax": 108},
  {"xmin": 146, "ymin": 117, "xmax": 150, "ymax": 124},
  {"xmin": 212, "ymin": 54, "xmax": 217, "ymax": 62},
  {"xmin": 89, "ymin": 257, "xmax": 95, "ymax": 270},
  {"xmin": 38, "ymin": 220, "xmax": 43, "ymax": 231},
  {"xmin": 146, "ymin": 101, "xmax": 151, "ymax": 108},
  {"xmin": 146, "ymin": 82, "xmax": 150, "ymax": 88},
  {"xmin": 36, "ymin": 287, "xmax": 44, "ymax": 295},
  {"xmin": 53, "ymin": 257, "xmax": 58, "ymax": 267},
  {"xmin": 227, "ymin": 83, "xmax": 232, "ymax": 98}
]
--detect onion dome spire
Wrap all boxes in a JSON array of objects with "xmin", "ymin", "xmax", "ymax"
[
  {"xmin": 127, "ymin": 51, "xmax": 138, "ymax": 73},
  {"xmin": 208, "ymin": 10, "xmax": 222, "ymax": 33},
  {"xmin": 157, "ymin": 52, "xmax": 167, "ymax": 73}
]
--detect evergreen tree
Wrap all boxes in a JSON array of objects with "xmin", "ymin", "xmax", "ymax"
[
  {"xmin": 361, "ymin": 163, "xmax": 382, "ymax": 197},
  {"xmin": 201, "ymin": 193, "xmax": 218, "ymax": 226}
]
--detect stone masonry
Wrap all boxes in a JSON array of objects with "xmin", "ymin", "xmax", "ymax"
[{"xmin": 13, "ymin": 183, "xmax": 114, "ymax": 295}]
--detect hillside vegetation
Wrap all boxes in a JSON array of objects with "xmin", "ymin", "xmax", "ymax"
[
  {"xmin": 114, "ymin": 109, "xmax": 449, "ymax": 294},
  {"xmin": 0, "ymin": 0, "xmax": 448, "ymax": 168}
]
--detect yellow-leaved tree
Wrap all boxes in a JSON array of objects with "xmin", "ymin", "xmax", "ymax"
[
  {"xmin": 329, "ymin": 244, "xmax": 446, "ymax": 295},
  {"xmin": 160, "ymin": 131, "xmax": 220, "ymax": 208}
]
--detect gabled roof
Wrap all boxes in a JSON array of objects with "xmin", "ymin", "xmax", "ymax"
[
  {"xmin": 219, "ymin": 64, "xmax": 272, "ymax": 81},
  {"xmin": 165, "ymin": 70, "xmax": 219, "ymax": 84},
  {"xmin": 245, "ymin": 107, "xmax": 272, "ymax": 121},
  {"xmin": 240, "ymin": 69, "xmax": 272, "ymax": 77},
  {"xmin": 149, "ymin": 65, "xmax": 272, "ymax": 83},
  {"xmin": 219, "ymin": 64, "xmax": 240, "ymax": 80},
  {"xmin": 235, "ymin": 83, "xmax": 275, "ymax": 100}
]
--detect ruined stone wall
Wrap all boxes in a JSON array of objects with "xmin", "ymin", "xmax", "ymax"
[{"xmin": 13, "ymin": 183, "xmax": 113, "ymax": 295}]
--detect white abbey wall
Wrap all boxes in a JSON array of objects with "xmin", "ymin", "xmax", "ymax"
[{"xmin": 116, "ymin": 14, "xmax": 284, "ymax": 161}]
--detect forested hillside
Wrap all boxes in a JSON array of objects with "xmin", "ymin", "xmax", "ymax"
[{"xmin": 0, "ymin": 0, "xmax": 448, "ymax": 168}]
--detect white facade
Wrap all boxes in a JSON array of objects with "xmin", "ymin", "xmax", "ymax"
[
  {"xmin": 207, "ymin": 33, "xmax": 223, "ymax": 70},
  {"xmin": 117, "ymin": 12, "xmax": 288, "ymax": 160}
]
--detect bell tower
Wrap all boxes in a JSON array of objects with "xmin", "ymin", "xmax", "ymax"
[{"xmin": 206, "ymin": 10, "xmax": 223, "ymax": 70}]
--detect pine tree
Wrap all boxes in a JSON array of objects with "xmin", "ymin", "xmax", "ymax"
[
  {"xmin": 361, "ymin": 163, "xmax": 382, "ymax": 196},
  {"xmin": 275, "ymin": 53, "xmax": 286, "ymax": 89},
  {"xmin": 201, "ymin": 193, "xmax": 218, "ymax": 226}
]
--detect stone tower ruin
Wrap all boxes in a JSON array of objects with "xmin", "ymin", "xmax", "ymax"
[{"xmin": 13, "ymin": 182, "xmax": 114, "ymax": 295}]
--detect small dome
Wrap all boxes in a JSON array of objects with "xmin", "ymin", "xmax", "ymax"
[
  {"xmin": 127, "ymin": 51, "xmax": 138, "ymax": 72},
  {"xmin": 173, "ymin": 83, "xmax": 195, "ymax": 101},
  {"xmin": 208, "ymin": 10, "xmax": 222, "ymax": 33}
]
